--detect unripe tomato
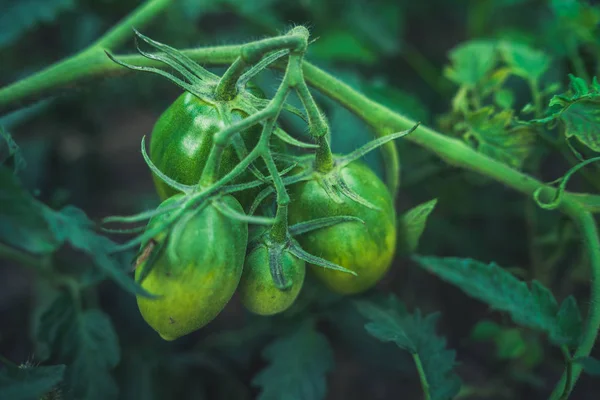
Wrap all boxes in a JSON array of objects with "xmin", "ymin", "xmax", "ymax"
[
  {"xmin": 288, "ymin": 161, "xmax": 396, "ymax": 294},
  {"xmin": 135, "ymin": 194, "xmax": 248, "ymax": 340},
  {"xmin": 238, "ymin": 243, "xmax": 306, "ymax": 316},
  {"xmin": 149, "ymin": 91, "xmax": 261, "ymax": 202}
]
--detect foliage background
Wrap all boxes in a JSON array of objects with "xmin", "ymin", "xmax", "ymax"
[{"xmin": 1, "ymin": 0, "xmax": 599, "ymax": 399}]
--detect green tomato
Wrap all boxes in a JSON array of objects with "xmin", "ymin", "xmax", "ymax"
[
  {"xmin": 135, "ymin": 194, "xmax": 248, "ymax": 340},
  {"xmin": 288, "ymin": 161, "xmax": 396, "ymax": 294},
  {"xmin": 149, "ymin": 91, "xmax": 261, "ymax": 202},
  {"xmin": 238, "ymin": 244, "xmax": 306, "ymax": 316}
]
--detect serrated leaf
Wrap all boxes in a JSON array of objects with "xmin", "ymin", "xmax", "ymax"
[
  {"xmin": 0, "ymin": 126, "xmax": 26, "ymax": 173},
  {"xmin": 355, "ymin": 295, "xmax": 461, "ymax": 400},
  {"xmin": 444, "ymin": 40, "xmax": 498, "ymax": 86},
  {"xmin": 43, "ymin": 205, "xmax": 150, "ymax": 297},
  {"xmin": 576, "ymin": 356, "xmax": 600, "ymax": 376},
  {"xmin": 542, "ymin": 75, "xmax": 600, "ymax": 152},
  {"xmin": 412, "ymin": 256, "xmax": 583, "ymax": 347},
  {"xmin": 554, "ymin": 296, "xmax": 583, "ymax": 348},
  {"xmin": 253, "ymin": 320, "xmax": 334, "ymax": 400},
  {"xmin": 0, "ymin": 0, "xmax": 75, "ymax": 48},
  {"xmin": 397, "ymin": 199, "xmax": 438, "ymax": 255},
  {"xmin": 499, "ymin": 41, "xmax": 550, "ymax": 81},
  {"xmin": 309, "ymin": 29, "xmax": 378, "ymax": 65},
  {"xmin": 0, "ymin": 364, "xmax": 66, "ymax": 400},
  {"xmin": 462, "ymin": 107, "xmax": 537, "ymax": 169},
  {"xmin": 65, "ymin": 310, "xmax": 120, "ymax": 400}
]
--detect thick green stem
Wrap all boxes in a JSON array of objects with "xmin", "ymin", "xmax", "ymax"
[
  {"xmin": 315, "ymin": 136, "xmax": 334, "ymax": 173},
  {"xmin": 214, "ymin": 57, "xmax": 247, "ymax": 101}
]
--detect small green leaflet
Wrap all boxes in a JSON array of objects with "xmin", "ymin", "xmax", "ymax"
[
  {"xmin": 460, "ymin": 106, "xmax": 537, "ymax": 169},
  {"xmin": 538, "ymin": 74, "xmax": 600, "ymax": 152},
  {"xmin": 413, "ymin": 256, "xmax": 583, "ymax": 348},
  {"xmin": 0, "ymin": 126, "xmax": 26, "ymax": 173},
  {"xmin": 575, "ymin": 356, "xmax": 600, "ymax": 376},
  {"xmin": 498, "ymin": 41, "xmax": 550, "ymax": 82},
  {"xmin": 444, "ymin": 40, "xmax": 498, "ymax": 87},
  {"xmin": 34, "ymin": 295, "xmax": 121, "ymax": 400},
  {"xmin": 0, "ymin": 364, "xmax": 65, "ymax": 400},
  {"xmin": 397, "ymin": 198, "xmax": 438, "ymax": 255},
  {"xmin": 252, "ymin": 320, "xmax": 334, "ymax": 400},
  {"xmin": 354, "ymin": 295, "xmax": 461, "ymax": 400}
]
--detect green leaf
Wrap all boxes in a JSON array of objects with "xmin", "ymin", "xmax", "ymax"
[
  {"xmin": 0, "ymin": 0, "xmax": 75, "ymax": 48},
  {"xmin": 412, "ymin": 256, "xmax": 583, "ymax": 348},
  {"xmin": 494, "ymin": 328, "xmax": 527, "ymax": 360},
  {"xmin": 0, "ymin": 126, "xmax": 26, "ymax": 173},
  {"xmin": 397, "ymin": 199, "xmax": 438, "ymax": 255},
  {"xmin": 498, "ymin": 41, "xmax": 550, "ymax": 81},
  {"xmin": 361, "ymin": 79, "xmax": 430, "ymax": 123},
  {"xmin": 576, "ymin": 356, "xmax": 600, "ymax": 376},
  {"xmin": 0, "ymin": 364, "xmax": 65, "ymax": 400},
  {"xmin": 494, "ymin": 89, "xmax": 514, "ymax": 109},
  {"xmin": 355, "ymin": 295, "xmax": 461, "ymax": 400},
  {"xmin": 309, "ymin": 29, "xmax": 378, "ymax": 65},
  {"xmin": 0, "ymin": 167, "xmax": 57, "ymax": 254},
  {"xmin": 470, "ymin": 320, "xmax": 502, "ymax": 341},
  {"xmin": 253, "ymin": 320, "xmax": 334, "ymax": 400},
  {"xmin": 541, "ymin": 75, "xmax": 600, "ymax": 152},
  {"xmin": 34, "ymin": 295, "xmax": 120, "ymax": 400},
  {"xmin": 444, "ymin": 40, "xmax": 498, "ymax": 86},
  {"xmin": 43, "ymin": 206, "xmax": 150, "ymax": 297},
  {"xmin": 461, "ymin": 107, "xmax": 537, "ymax": 169},
  {"xmin": 66, "ymin": 310, "xmax": 121, "ymax": 400}
]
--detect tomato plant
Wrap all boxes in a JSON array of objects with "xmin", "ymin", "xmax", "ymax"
[{"xmin": 2, "ymin": 1, "xmax": 600, "ymax": 400}]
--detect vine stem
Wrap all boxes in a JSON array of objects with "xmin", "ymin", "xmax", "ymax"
[
  {"xmin": 2, "ymin": 32, "xmax": 600, "ymax": 396},
  {"xmin": 412, "ymin": 354, "xmax": 431, "ymax": 400},
  {"xmin": 0, "ymin": 0, "xmax": 172, "ymax": 114}
]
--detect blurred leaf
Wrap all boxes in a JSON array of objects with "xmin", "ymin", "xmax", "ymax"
[
  {"xmin": 0, "ymin": 126, "xmax": 26, "ymax": 173},
  {"xmin": 461, "ymin": 107, "xmax": 536, "ymax": 169},
  {"xmin": 43, "ymin": 206, "xmax": 150, "ymax": 297},
  {"xmin": 0, "ymin": 0, "xmax": 75, "ymax": 48},
  {"xmin": 309, "ymin": 29, "xmax": 378, "ymax": 65},
  {"xmin": 444, "ymin": 40, "xmax": 498, "ymax": 86},
  {"xmin": 470, "ymin": 320, "xmax": 502, "ymax": 341},
  {"xmin": 65, "ymin": 310, "xmax": 121, "ymax": 400},
  {"xmin": 253, "ymin": 320, "xmax": 334, "ymax": 400},
  {"xmin": 494, "ymin": 89, "xmax": 514, "ymax": 109},
  {"xmin": 412, "ymin": 256, "xmax": 583, "ymax": 347},
  {"xmin": 361, "ymin": 79, "xmax": 430, "ymax": 122},
  {"xmin": 0, "ymin": 363, "xmax": 65, "ymax": 400},
  {"xmin": 494, "ymin": 329, "xmax": 527, "ymax": 360},
  {"xmin": 355, "ymin": 295, "xmax": 461, "ymax": 400},
  {"xmin": 397, "ymin": 198, "xmax": 438, "ymax": 255},
  {"xmin": 345, "ymin": 2, "xmax": 403, "ymax": 55},
  {"xmin": 539, "ymin": 75, "xmax": 600, "ymax": 152},
  {"xmin": 576, "ymin": 356, "xmax": 600, "ymax": 376},
  {"xmin": 499, "ymin": 41, "xmax": 550, "ymax": 82},
  {"xmin": 35, "ymin": 295, "xmax": 120, "ymax": 400},
  {"xmin": 0, "ymin": 167, "xmax": 57, "ymax": 254}
]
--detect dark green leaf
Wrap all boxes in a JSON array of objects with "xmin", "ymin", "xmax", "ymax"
[
  {"xmin": 461, "ymin": 107, "xmax": 537, "ymax": 169},
  {"xmin": 397, "ymin": 199, "xmax": 438, "ymax": 255},
  {"xmin": 470, "ymin": 320, "xmax": 502, "ymax": 341},
  {"xmin": 0, "ymin": 0, "xmax": 75, "ymax": 48},
  {"xmin": 412, "ymin": 256, "xmax": 583, "ymax": 347},
  {"xmin": 355, "ymin": 295, "xmax": 461, "ymax": 400},
  {"xmin": 65, "ymin": 310, "xmax": 120, "ymax": 400},
  {"xmin": 0, "ymin": 167, "xmax": 57, "ymax": 254},
  {"xmin": 444, "ymin": 40, "xmax": 498, "ymax": 86},
  {"xmin": 253, "ymin": 320, "xmax": 334, "ymax": 400},
  {"xmin": 0, "ymin": 126, "xmax": 26, "ymax": 173},
  {"xmin": 43, "ymin": 206, "xmax": 150, "ymax": 297},
  {"xmin": 0, "ymin": 364, "xmax": 65, "ymax": 400},
  {"xmin": 494, "ymin": 329, "xmax": 527, "ymax": 360},
  {"xmin": 576, "ymin": 356, "xmax": 600, "ymax": 376}
]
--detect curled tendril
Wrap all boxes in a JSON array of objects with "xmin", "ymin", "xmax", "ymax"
[{"xmin": 534, "ymin": 156, "xmax": 600, "ymax": 210}]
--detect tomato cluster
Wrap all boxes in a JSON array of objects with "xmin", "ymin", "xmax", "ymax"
[{"xmin": 133, "ymin": 83, "xmax": 398, "ymax": 341}]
